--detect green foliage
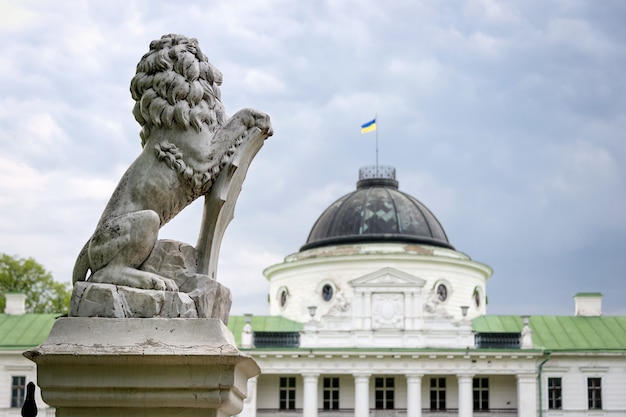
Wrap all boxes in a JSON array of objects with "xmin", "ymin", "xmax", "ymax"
[{"xmin": 0, "ymin": 253, "xmax": 71, "ymax": 314}]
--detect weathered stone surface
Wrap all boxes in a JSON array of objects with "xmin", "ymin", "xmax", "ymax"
[
  {"xmin": 176, "ymin": 270, "xmax": 232, "ymax": 321},
  {"xmin": 140, "ymin": 239, "xmax": 198, "ymax": 279},
  {"xmin": 70, "ymin": 282, "xmax": 198, "ymax": 318},
  {"xmin": 140, "ymin": 239, "xmax": 232, "ymax": 320}
]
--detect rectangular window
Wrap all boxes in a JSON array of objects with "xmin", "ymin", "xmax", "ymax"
[
  {"xmin": 11, "ymin": 376, "xmax": 26, "ymax": 408},
  {"xmin": 430, "ymin": 377, "xmax": 446, "ymax": 410},
  {"xmin": 323, "ymin": 377, "xmax": 340, "ymax": 410},
  {"xmin": 279, "ymin": 377, "xmax": 296, "ymax": 410},
  {"xmin": 374, "ymin": 377, "xmax": 395, "ymax": 409},
  {"xmin": 473, "ymin": 377, "xmax": 489, "ymax": 411},
  {"xmin": 587, "ymin": 377, "xmax": 602, "ymax": 410},
  {"xmin": 548, "ymin": 377, "xmax": 562, "ymax": 410}
]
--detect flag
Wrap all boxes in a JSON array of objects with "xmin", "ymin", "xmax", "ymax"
[{"xmin": 361, "ymin": 118, "xmax": 376, "ymax": 134}]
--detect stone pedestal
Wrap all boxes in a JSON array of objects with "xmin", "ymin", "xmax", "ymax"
[{"xmin": 24, "ymin": 317, "xmax": 259, "ymax": 417}]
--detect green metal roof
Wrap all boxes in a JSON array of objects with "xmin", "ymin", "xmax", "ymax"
[
  {"xmin": 1, "ymin": 312, "xmax": 624, "ymax": 353},
  {"xmin": 473, "ymin": 315, "xmax": 626, "ymax": 351},
  {"xmin": 0, "ymin": 313, "xmax": 303, "ymax": 351},
  {"xmin": 227, "ymin": 315, "xmax": 303, "ymax": 346},
  {"xmin": 0, "ymin": 314, "xmax": 60, "ymax": 349},
  {"xmin": 472, "ymin": 315, "xmax": 523, "ymax": 333}
]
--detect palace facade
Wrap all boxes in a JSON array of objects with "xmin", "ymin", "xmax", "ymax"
[{"xmin": 230, "ymin": 166, "xmax": 626, "ymax": 417}]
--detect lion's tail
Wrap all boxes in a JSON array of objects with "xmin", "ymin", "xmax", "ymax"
[{"xmin": 72, "ymin": 241, "xmax": 91, "ymax": 284}]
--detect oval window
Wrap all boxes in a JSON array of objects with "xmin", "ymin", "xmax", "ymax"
[
  {"xmin": 436, "ymin": 284, "xmax": 448, "ymax": 302},
  {"xmin": 279, "ymin": 289, "xmax": 288, "ymax": 308},
  {"xmin": 322, "ymin": 284, "xmax": 334, "ymax": 301}
]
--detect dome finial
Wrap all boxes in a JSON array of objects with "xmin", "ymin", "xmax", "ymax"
[
  {"xmin": 359, "ymin": 165, "xmax": 396, "ymax": 180},
  {"xmin": 357, "ymin": 165, "xmax": 398, "ymax": 190}
]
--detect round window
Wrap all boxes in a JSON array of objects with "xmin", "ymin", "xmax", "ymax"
[
  {"xmin": 322, "ymin": 284, "xmax": 334, "ymax": 302},
  {"xmin": 436, "ymin": 284, "xmax": 448, "ymax": 302}
]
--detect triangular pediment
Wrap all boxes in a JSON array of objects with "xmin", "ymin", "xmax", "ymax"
[{"xmin": 349, "ymin": 267, "xmax": 426, "ymax": 288}]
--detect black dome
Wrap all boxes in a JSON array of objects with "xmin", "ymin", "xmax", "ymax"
[{"xmin": 301, "ymin": 166, "xmax": 454, "ymax": 251}]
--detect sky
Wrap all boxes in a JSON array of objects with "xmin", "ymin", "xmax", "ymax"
[{"xmin": 1, "ymin": 0, "xmax": 625, "ymax": 317}]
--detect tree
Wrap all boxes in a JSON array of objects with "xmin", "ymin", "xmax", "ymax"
[{"xmin": 0, "ymin": 253, "xmax": 71, "ymax": 314}]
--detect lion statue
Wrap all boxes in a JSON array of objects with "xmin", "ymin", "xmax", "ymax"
[{"xmin": 72, "ymin": 34, "xmax": 272, "ymax": 309}]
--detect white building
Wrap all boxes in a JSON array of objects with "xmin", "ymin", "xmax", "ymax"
[
  {"xmin": 0, "ymin": 293, "xmax": 55, "ymax": 417},
  {"xmin": 230, "ymin": 166, "xmax": 626, "ymax": 417},
  {"xmin": 1, "ymin": 166, "xmax": 625, "ymax": 417}
]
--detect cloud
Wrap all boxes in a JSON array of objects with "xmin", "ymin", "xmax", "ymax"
[
  {"xmin": 546, "ymin": 17, "xmax": 617, "ymax": 57},
  {"xmin": 465, "ymin": 0, "xmax": 522, "ymax": 24},
  {"xmin": 1, "ymin": 0, "xmax": 625, "ymax": 318},
  {"xmin": 241, "ymin": 69, "xmax": 288, "ymax": 95},
  {"xmin": 0, "ymin": 0, "xmax": 35, "ymax": 29}
]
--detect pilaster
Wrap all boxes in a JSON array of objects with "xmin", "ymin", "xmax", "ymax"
[{"xmin": 517, "ymin": 373, "xmax": 538, "ymax": 417}]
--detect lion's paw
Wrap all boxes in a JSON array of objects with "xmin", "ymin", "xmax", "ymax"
[
  {"xmin": 253, "ymin": 111, "xmax": 273, "ymax": 137},
  {"xmin": 234, "ymin": 109, "xmax": 273, "ymax": 137},
  {"xmin": 152, "ymin": 277, "xmax": 179, "ymax": 292}
]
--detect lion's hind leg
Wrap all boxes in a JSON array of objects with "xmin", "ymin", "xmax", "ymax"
[{"xmin": 87, "ymin": 210, "xmax": 178, "ymax": 291}]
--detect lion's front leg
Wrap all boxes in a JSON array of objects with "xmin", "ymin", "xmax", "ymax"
[
  {"xmin": 87, "ymin": 210, "xmax": 178, "ymax": 291},
  {"xmin": 225, "ymin": 108, "xmax": 273, "ymax": 139}
]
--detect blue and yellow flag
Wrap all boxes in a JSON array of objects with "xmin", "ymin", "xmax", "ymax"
[{"xmin": 361, "ymin": 118, "xmax": 377, "ymax": 134}]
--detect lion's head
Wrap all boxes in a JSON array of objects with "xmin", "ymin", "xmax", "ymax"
[{"xmin": 130, "ymin": 34, "xmax": 226, "ymax": 147}]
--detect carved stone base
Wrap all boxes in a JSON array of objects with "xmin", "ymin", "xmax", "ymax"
[
  {"xmin": 70, "ymin": 282, "xmax": 199, "ymax": 318},
  {"xmin": 24, "ymin": 318, "xmax": 260, "ymax": 417},
  {"xmin": 69, "ymin": 280, "xmax": 231, "ymax": 321},
  {"xmin": 70, "ymin": 239, "xmax": 233, "ymax": 320}
]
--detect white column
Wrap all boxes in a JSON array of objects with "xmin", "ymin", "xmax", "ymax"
[
  {"xmin": 458, "ymin": 374, "xmax": 474, "ymax": 417},
  {"xmin": 406, "ymin": 374, "xmax": 423, "ymax": 417},
  {"xmin": 517, "ymin": 373, "xmax": 538, "ymax": 417},
  {"xmin": 239, "ymin": 376, "xmax": 258, "ymax": 417},
  {"xmin": 302, "ymin": 373, "xmax": 319, "ymax": 417},
  {"xmin": 354, "ymin": 373, "xmax": 371, "ymax": 417}
]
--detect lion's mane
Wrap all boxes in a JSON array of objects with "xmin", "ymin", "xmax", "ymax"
[{"xmin": 130, "ymin": 34, "xmax": 226, "ymax": 147}]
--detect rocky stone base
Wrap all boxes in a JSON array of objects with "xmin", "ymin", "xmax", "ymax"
[
  {"xmin": 70, "ymin": 239, "xmax": 232, "ymax": 321},
  {"xmin": 70, "ymin": 282, "xmax": 199, "ymax": 318}
]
